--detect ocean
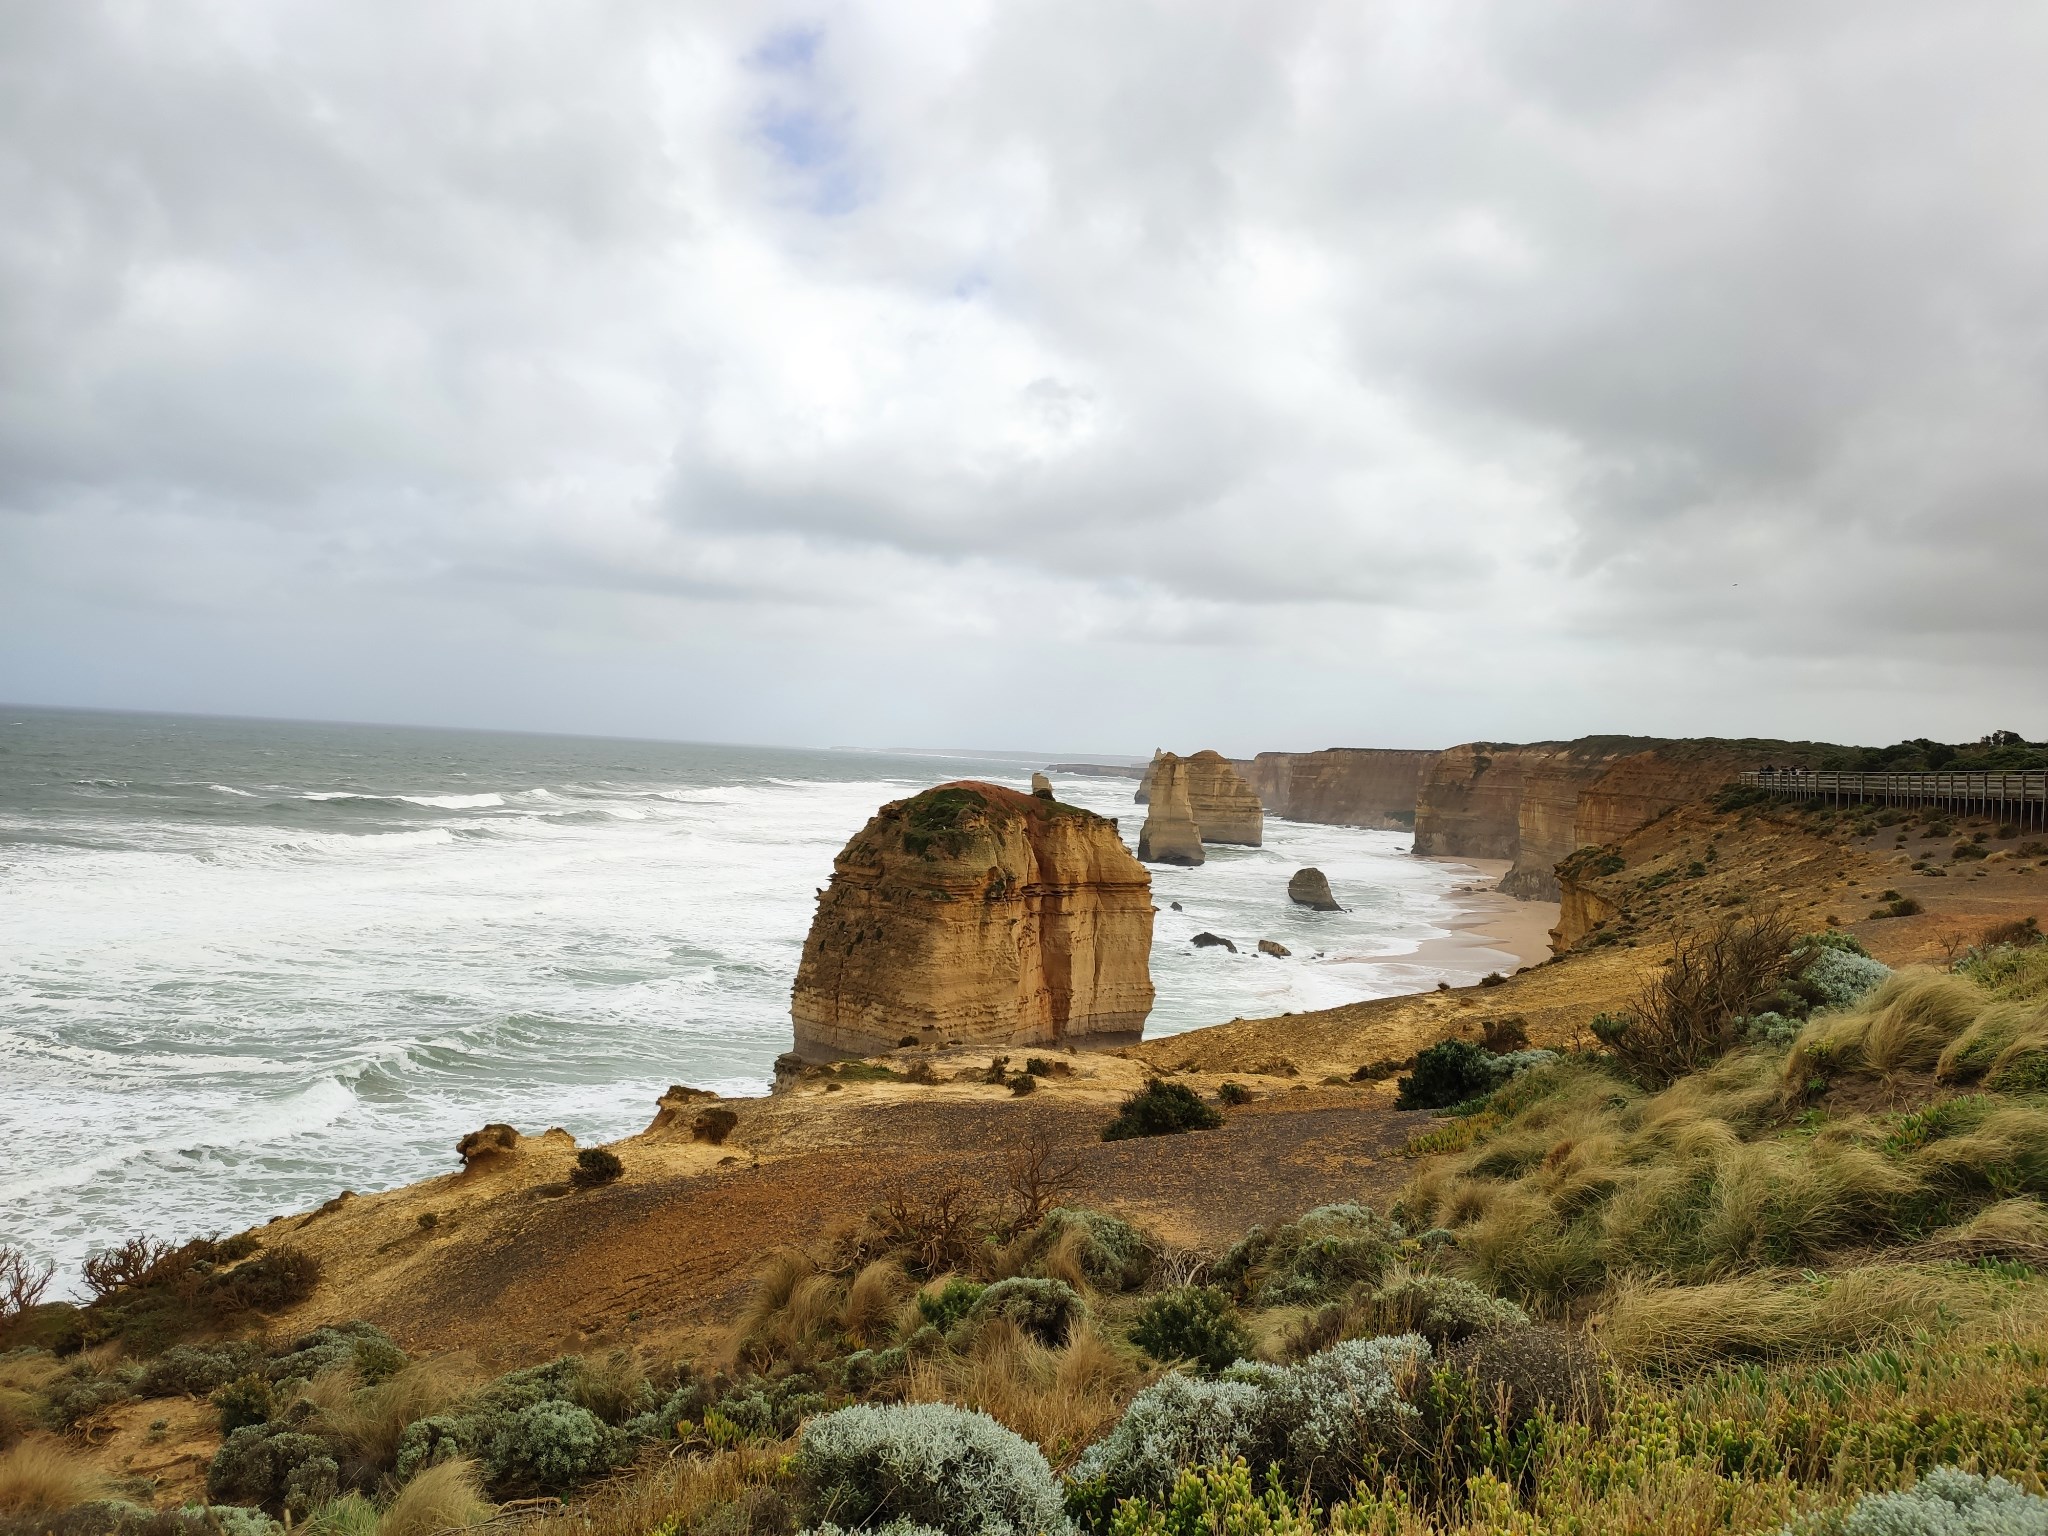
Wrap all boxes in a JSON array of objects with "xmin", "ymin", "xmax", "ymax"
[{"xmin": 0, "ymin": 707, "xmax": 1492, "ymax": 1290}]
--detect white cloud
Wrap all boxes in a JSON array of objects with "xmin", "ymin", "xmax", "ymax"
[{"xmin": 2, "ymin": 0, "xmax": 2044, "ymax": 751}]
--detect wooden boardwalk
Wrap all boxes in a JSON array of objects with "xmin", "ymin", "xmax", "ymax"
[{"xmin": 1739, "ymin": 768, "xmax": 2048, "ymax": 830}]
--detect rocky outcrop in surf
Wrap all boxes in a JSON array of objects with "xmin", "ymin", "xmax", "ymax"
[
  {"xmin": 791, "ymin": 782, "xmax": 1155, "ymax": 1057},
  {"xmin": 1288, "ymin": 867, "xmax": 1341, "ymax": 910},
  {"xmin": 1181, "ymin": 750, "xmax": 1263, "ymax": 846},
  {"xmin": 1136, "ymin": 755, "xmax": 1205, "ymax": 866}
]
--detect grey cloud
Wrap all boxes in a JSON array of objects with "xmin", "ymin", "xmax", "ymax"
[{"xmin": 1, "ymin": 0, "xmax": 2043, "ymax": 748}]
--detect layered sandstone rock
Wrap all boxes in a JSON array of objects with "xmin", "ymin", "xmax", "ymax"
[
  {"xmin": 1417, "ymin": 737, "xmax": 1840, "ymax": 900},
  {"xmin": 1288, "ymin": 867, "xmax": 1341, "ymax": 910},
  {"xmin": 1237, "ymin": 749, "xmax": 1438, "ymax": 830},
  {"xmin": 1137, "ymin": 755, "xmax": 1205, "ymax": 866},
  {"xmin": 1182, "ymin": 750, "xmax": 1264, "ymax": 846},
  {"xmin": 1134, "ymin": 749, "xmax": 1164, "ymax": 805},
  {"xmin": 1031, "ymin": 772, "xmax": 1054, "ymax": 799},
  {"xmin": 791, "ymin": 782, "xmax": 1155, "ymax": 1056}
]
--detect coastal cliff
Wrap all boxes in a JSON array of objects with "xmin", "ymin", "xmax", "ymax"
[
  {"xmin": 1181, "ymin": 750, "xmax": 1263, "ymax": 845},
  {"xmin": 1418, "ymin": 737, "xmax": 1843, "ymax": 899},
  {"xmin": 791, "ymin": 781, "xmax": 1154, "ymax": 1056},
  {"xmin": 1239, "ymin": 748, "xmax": 1437, "ymax": 829}
]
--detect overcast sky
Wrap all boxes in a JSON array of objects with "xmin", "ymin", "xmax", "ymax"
[{"xmin": 3, "ymin": 2, "xmax": 2044, "ymax": 756}]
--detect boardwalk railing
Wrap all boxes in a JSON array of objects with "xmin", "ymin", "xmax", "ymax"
[{"xmin": 1739, "ymin": 769, "xmax": 2048, "ymax": 830}]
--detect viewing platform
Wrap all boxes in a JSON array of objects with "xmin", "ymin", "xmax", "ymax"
[{"xmin": 1738, "ymin": 768, "xmax": 2047, "ymax": 829}]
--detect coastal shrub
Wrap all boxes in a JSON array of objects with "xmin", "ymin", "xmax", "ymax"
[
  {"xmin": 485, "ymin": 1401, "xmax": 619, "ymax": 1495},
  {"xmin": 1802, "ymin": 946, "xmax": 1893, "ymax": 1011},
  {"xmin": 1598, "ymin": 911, "xmax": 1799, "ymax": 1085},
  {"xmin": 1482, "ymin": 1017, "xmax": 1531, "ymax": 1053},
  {"xmin": 1396, "ymin": 1040, "xmax": 1500, "ymax": 1110},
  {"xmin": 212, "ymin": 1375, "xmax": 276, "ymax": 1434},
  {"xmin": 1126, "ymin": 1288, "xmax": 1251, "ymax": 1375},
  {"xmin": 794, "ymin": 1402, "xmax": 1069, "ymax": 1536},
  {"xmin": 917, "ymin": 1280, "xmax": 987, "ymax": 1335},
  {"xmin": 1215, "ymin": 1082, "xmax": 1251, "ymax": 1106},
  {"xmin": 1358, "ymin": 1275, "xmax": 1530, "ymax": 1351},
  {"xmin": 267, "ymin": 1324, "xmax": 406, "ymax": 1388},
  {"xmin": 961, "ymin": 1279, "xmax": 1083, "ymax": 1349},
  {"xmin": 1436, "ymin": 1327, "xmax": 1606, "ymax": 1434},
  {"xmin": 1212, "ymin": 1205, "xmax": 1396, "ymax": 1307},
  {"xmin": 1101, "ymin": 1081, "xmax": 1221, "ymax": 1142},
  {"xmin": 693, "ymin": 1108, "xmax": 740, "ymax": 1145},
  {"xmin": 1785, "ymin": 1466, "xmax": 2048, "ymax": 1536},
  {"xmin": 1480, "ymin": 972, "xmax": 1507, "ymax": 988},
  {"xmin": 42, "ymin": 1367, "xmax": 141, "ymax": 1431},
  {"xmin": 138, "ymin": 1342, "xmax": 267, "ymax": 1399},
  {"xmin": 570, "ymin": 1149, "xmax": 624, "ymax": 1189},
  {"xmin": 1006, "ymin": 1209, "xmax": 1151, "ymax": 1293},
  {"xmin": 208, "ymin": 1415, "xmax": 340, "ymax": 1519},
  {"xmin": 1008, "ymin": 1075, "xmax": 1036, "ymax": 1097},
  {"xmin": 1069, "ymin": 1336, "xmax": 1429, "ymax": 1514}
]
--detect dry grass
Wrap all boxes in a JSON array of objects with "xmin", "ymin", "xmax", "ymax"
[
  {"xmin": 1922, "ymin": 1197, "xmax": 2048, "ymax": 1265},
  {"xmin": 733, "ymin": 1249, "xmax": 846, "ymax": 1367},
  {"xmin": 904, "ymin": 1317, "xmax": 1146, "ymax": 1468},
  {"xmin": 518, "ymin": 1444, "xmax": 790, "ymax": 1536},
  {"xmin": 322, "ymin": 1358, "xmax": 476, "ymax": 1471},
  {"xmin": 378, "ymin": 1457, "xmax": 494, "ymax": 1536},
  {"xmin": 841, "ymin": 1260, "xmax": 908, "ymax": 1346},
  {"xmin": 1598, "ymin": 1264, "xmax": 2001, "ymax": 1373},
  {"xmin": 1788, "ymin": 969, "xmax": 1987, "ymax": 1080},
  {"xmin": 0, "ymin": 1435, "xmax": 115, "ymax": 1515}
]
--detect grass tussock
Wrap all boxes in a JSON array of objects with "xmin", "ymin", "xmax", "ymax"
[
  {"xmin": 0, "ymin": 1435, "xmax": 115, "ymax": 1515},
  {"xmin": 317, "ymin": 1357, "xmax": 477, "ymax": 1471},
  {"xmin": 904, "ymin": 1317, "xmax": 1146, "ymax": 1468},
  {"xmin": 1402, "ymin": 970, "xmax": 2048, "ymax": 1312},
  {"xmin": 516, "ymin": 1443, "xmax": 791, "ymax": 1536},
  {"xmin": 376, "ymin": 1457, "xmax": 494, "ymax": 1536}
]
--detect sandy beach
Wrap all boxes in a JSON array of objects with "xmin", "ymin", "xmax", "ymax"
[{"xmin": 1412, "ymin": 856, "xmax": 1560, "ymax": 977}]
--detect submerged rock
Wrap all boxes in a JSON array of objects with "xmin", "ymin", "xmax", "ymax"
[
  {"xmin": 791, "ymin": 782, "xmax": 1155, "ymax": 1056},
  {"xmin": 1288, "ymin": 867, "xmax": 1342, "ymax": 911}
]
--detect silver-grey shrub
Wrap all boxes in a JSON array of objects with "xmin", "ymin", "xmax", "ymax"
[
  {"xmin": 1805, "ymin": 948, "xmax": 1892, "ymax": 1012},
  {"xmin": 1071, "ymin": 1334, "xmax": 1428, "ymax": 1506},
  {"xmin": 1786, "ymin": 1468, "xmax": 2048, "ymax": 1536},
  {"xmin": 796, "ymin": 1402, "xmax": 1071, "ymax": 1536}
]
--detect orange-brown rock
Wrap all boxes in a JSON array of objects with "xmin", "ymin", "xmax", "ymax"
[
  {"xmin": 1134, "ymin": 749, "xmax": 1163, "ymax": 805},
  {"xmin": 1236, "ymin": 749, "xmax": 1438, "ymax": 830},
  {"xmin": 1182, "ymin": 750, "xmax": 1263, "ymax": 845},
  {"xmin": 1417, "ymin": 737, "xmax": 1844, "ymax": 900},
  {"xmin": 1137, "ymin": 755, "xmax": 1205, "ymax": 866},
  {"xmin": 791, "ymin": 781, "xmax": 1154, "ymax": 1057}
]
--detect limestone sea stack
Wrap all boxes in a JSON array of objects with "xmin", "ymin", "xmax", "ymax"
[
  {"xmin": 1182, "ymin": 750, "xmax": 1263, "ymax": 846},
  {"xmin": 1030, "ymin": 771, "xmax": 1054, "ymax": 799},
  {"xmin": 791, "ymin": 782, "xmax": 1155, "ymax": 1057},
  {"xmin": 1288, "ymin": 867, "xmax": 1342, "ymax": 911},
  {"xmin": 1136, "ymin": 754, "xmax": 1205, "ymax": 866},
  {"xmin": 1134, "ymin": 749, "xmax": 1164, "ymax": 805}
]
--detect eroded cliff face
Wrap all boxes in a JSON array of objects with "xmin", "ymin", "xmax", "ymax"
[
  {"xmin": 1238, "ymin": 749, "xmax": 1437, "ymax": 829},
  {"xmin": 791, "ymin": 781, "xmax": 1155, "ymax": 1057},
  {"xmin": 1419, "ymin": 738, "xmax": 1828, "ymax": 900},
  {"xmin": 1412, "ymin": 743, "xmax": 1539, "ymax": 862},
  {"xmin": 1182, "ymin": 750, "xmax": 1263, "ymax": 845},
  {"xmin": 1137, "ymin": 755, "xmax": 1205, "ymax": 866}
]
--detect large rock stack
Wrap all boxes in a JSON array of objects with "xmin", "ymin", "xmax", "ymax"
[
  {"xmin": 791, "ymin": 782, "xmax": 1155, "ymax": 1057},
  {"xmin": 1136, "ymin": 755, "xmax": 1205, "ymax": 866},
  {"xmin": 1182, "ymin": 751, "xmax": 1263, "ymax": 846}
]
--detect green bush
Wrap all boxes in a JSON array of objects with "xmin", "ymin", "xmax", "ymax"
[
  {"xmin": 1436, "ymin": 1327, "xmax": 1607, "ymax": 1434},
  {"xmin": 1216, "ymin": 1082, "xmax": 1252, "ymax": 1106},
  {"xmin": 795, "ymin": 1401, "xmax": 1069, "ymax": 1536},
  {"xmin": 1102, "ymin": 1080, "xmax": 1222, "ymax": 1141},
  {"xmin": 485, "ymin": 1400, "xmax": 621, "ymax": 1494},
  {"xmin": 962, "ymin": 1278, "xmax": 1084, "ymax": 1348},
  {"xmin": 1127, "ymin": 1287, "xmax": 1252, "ymax": 1375},
  {"xmin": 1008, "ymin": 1208, "xmax": 1152, "ymax": 1292},
  {"xmin": 1069, "ymin": 1335, "xmax": 1429, "ymax": 1515},
  {"xmin": 208, "ymin": 1413, "xmax": 340, "ymax": 1519},
  {"xmin": 916, "ymin": 1279, "xmax": 986, "ymax": 1333},
  {"xmin": 267, "ymin": 1323, "xmax": 406, "ymax": 1387},
  {"xmin": 1396, "ymin": 1040, "xmax": 1503, "ymax": 1109},
  {"xmin": 1212, "ymin": 1205, "xmax": 1396, "ymax": 1306},
  {"xmin": 1364, "ymin": 1275, "xmax": 1530, "ymax": 1350},
  {"xmin": 212, "ymin": 1374, "xmax": 277, "ymax": 1434},
  {"xmin": 139, "ymin": 1342, "xmax": 267, "ymax": 1399}
]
